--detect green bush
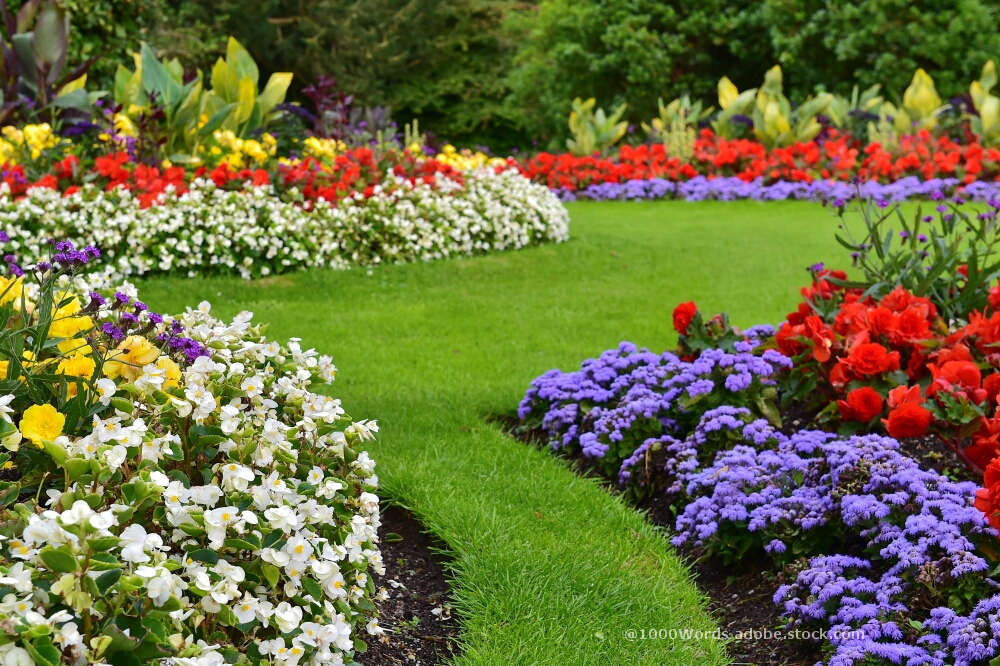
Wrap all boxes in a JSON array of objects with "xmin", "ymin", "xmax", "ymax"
[
  {"xmin": 502, "ymin": 0, "xmax": 771, "ymax": 150},
  {"xmin": 763, "ymin": 0, "xmax": 1000, "ymax": 102},
  {"xmin": 166, "ymin": 0, "xmax": 528, "ymax": 150}
]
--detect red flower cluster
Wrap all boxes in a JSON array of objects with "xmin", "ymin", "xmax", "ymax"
[
  {"xmin": 517, "ymin": 129, "xmax": 1000, "ymax": 191},
  {"xmin": 776, "ymin": 279, "xmax": 945, "ymax": 439},
  {"xmin": 0, "ymin": 147, "xmax": 468, "ymax": 209}
]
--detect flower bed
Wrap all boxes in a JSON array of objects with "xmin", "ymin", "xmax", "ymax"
[
  {"xmin": 514, "ymin": 197, "xmax": 1000, "ymax": 663},
  {"xmin": 519, "ymin": 130, "xmax": 1000, "ymax": 203},
  {"xmin": 0, "ymin": 167, "xmax": 568, "ymax": 280},
  {"xmin": 0, "ymin": 249, "xmax": 388, "ymax": 666}
]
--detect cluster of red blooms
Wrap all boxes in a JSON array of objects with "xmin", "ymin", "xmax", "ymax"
[
  {"xmin": 671, "ymin": 276, "xmax": 1000, "ymax": 528},
  {"xmin": 517, "ymin": 144, "xmax": 699, "ymax": 190},
  {"xmin": 0, "ymin": 148, "xmax": 470, "ymax": 209},
  {"xmin": 518, "ymin": 129, "xmax": 1000, "ymax": 190}
]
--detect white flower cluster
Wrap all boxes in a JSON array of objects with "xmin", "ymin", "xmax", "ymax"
[
  {"xmin": 0, "ymin": 284, "xmax": 385, "ymax": 666},
  {"xmin": 0, "ymin": 168, "xmax": 570, "ymax": 279}
]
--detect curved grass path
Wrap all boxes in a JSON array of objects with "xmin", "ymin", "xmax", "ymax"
[{"xmin": 139, "ymin": 200, "xmax": 844, "ymax": 665}]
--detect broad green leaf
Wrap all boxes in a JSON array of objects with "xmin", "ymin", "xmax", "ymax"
[
  {"xmin": 39, "ymin": 546, "xmax": 77, "ymax": 573},
  {"xmin": 186, "ymin": 548, "xmax": 219, "ymax": 565},
  {"xmin": 95, "ymin": 569, "xmax": 121, "ymax": 594}
]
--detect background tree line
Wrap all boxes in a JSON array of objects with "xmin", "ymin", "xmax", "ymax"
[{"xmin": 19, "ymin": 0, "xmax": 1000, "ymax": 151}]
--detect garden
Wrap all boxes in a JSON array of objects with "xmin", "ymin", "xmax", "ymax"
[{"xmin": 4, "ymin": 1, "xmax": 1000, "ymax": 665}]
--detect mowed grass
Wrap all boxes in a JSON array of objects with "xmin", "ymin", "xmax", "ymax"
[{"xmin": 137, "ymin": 200, "xmax": 845, "ymax": 665}]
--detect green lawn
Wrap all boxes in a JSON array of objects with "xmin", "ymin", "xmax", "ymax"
[{"xmin": 138, "ymin": 200, "xmax": 845, "ymax": 665}]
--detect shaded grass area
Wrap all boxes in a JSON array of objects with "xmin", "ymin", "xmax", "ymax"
[{"xmin": 137, "ymin": 200, "xmax": 844, "ymax": 665}]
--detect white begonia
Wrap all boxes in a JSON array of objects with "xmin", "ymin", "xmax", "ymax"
[
  {"xmin": 0, "ymin": 291, "xmax": 387, "ymax": 666},
  {"xmin": 273, "ymin": 602, "xmax": 303, "ymax": 633},
  {"xmin": 95, "ymin": 378, "xmax": 116, "ymax": 406}
]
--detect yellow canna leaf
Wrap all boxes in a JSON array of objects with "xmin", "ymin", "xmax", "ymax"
[
  {"xmin": 234, "ymin": 76, "xmax": 256, "ymax": 125},
  {"xmin": 903, "ymin": 68, "xmax": 942, "ymax": 122},
  {"xmin": 57, "ymin": 74, "xmax": 86, "ymax": 97},
  {"xmin": 718, "ymin": 76, "xmax": 739, "ymax": 111},
  {"xmin": 258, "ymin": 72, "xmax": 292, "ymax": 117}
]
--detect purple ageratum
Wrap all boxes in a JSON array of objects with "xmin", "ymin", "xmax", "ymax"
[
  {"xmin": 519, "ymin": 335, "xmax": 790, "ymax": 487},
  {"xmin": 550, "ymin": 176, "xmax": 1000, "ymax": 203}
]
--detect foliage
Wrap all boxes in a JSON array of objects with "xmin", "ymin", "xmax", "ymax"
[
  {"xmin": 504, "ymin": 0, "xmax": 771, "ymax": 149},
  {"xmin": 836, "ymin": 198, "xmax": 1000, "ymax": 320},
  {"xmin": 970, "ymin": 60, "xmax": 1000, "ymax": 148},
  {"xmin": 0, "ymin": 0, "xmax": 102, "ymax": 124},
  {"xmin": 112, "ymin": 38, "xmax": 291, "ymax": 163},
  {"xmin": 761, "ymin": 0, "xmax": 1000, "ymax": 102},
  {"xmin": 709, "ymin": 77, "xmax": 756, "ymax": 140},
  {"xmin": 174, "ymin": 0, "xmax": 527, "ymax": 150},
  {"xmin": 565, "ymin": 98, "xmax": 628, "ymax": 156},
  {"xmin": 750, "ymin": 65, "xmax": 831, "ymax": 150},
  {"xmin": 641, "ymin": 96, "xmax": 710, "ymax": 161}
]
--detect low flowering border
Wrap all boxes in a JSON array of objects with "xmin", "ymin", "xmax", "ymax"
[
  {"xmin": 0, "ymin": 168, "xmax": 569, "ymax": 279},
  {"xmin": 0, "ymin": 249, "xmax": 389, "ymax": 666},
  {"xmin": 553, "ymin": 176, "xmax": 1000, "ymax": 204}
]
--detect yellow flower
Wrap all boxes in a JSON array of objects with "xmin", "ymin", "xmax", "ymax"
[
  {"xmin": 57, "ymin": 353, "xmax": 96, "ymax": 397},
  {"xmin": 0, "ymin": 360, "xmax": 8, "ymax": 378},
  {"xmin": 19, "ymin": 404, "xmax": 64, "ymax": 446},
  {"xmin": 104, "ymin": 335, "xmax": 160, "ymax": 382},
  {"xmin": 57, "ymin": 353, "xmax": 95, "ymax": 379},
  {"xmin": 113, "ymin": 113, "xmax": 136, "ymax": 138},
  {"xmin": 157, "ymin": 357, "xmax": 182, "ymax": 389},
  {"xmin": 57, "ymin": 337, "xmax": 90, "ymax": 356},
  {"xmin": 0, "ymin": 275, "xmax": 24, "ymax": 308},
  {"xmin": 49, "ymin": 294, "xmax": 93, "ymax": 339}
]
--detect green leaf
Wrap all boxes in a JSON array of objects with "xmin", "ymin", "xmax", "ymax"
[
  {"xmin": 40, "ymin": 439, "xmax": 66, "ymax": 465},
  {"xmin": 301, "ymin": 577, "xmax": 323, "ymax": 600},
  {"xmin": 262, "ymin": 563, "xmax": 279, "ymax": 588},
  {"xmin": 95, "ymin": 568, "xmax": 122, "ymax": 595},
  {"xmin": 0, "ymin": 481, "xmax": 19, "ymax": 508},
  {"xmin": 25, "ymin": 640, "xmax": 61, "ymax": 666},
  {"xmin": 88, "ymin": 536, "xmax": 121, "ymax": 552},
  {"xmin": 88, "ymin": 552, "xmax": 122, "ymax": 571},
  {"xmin": 224, "ymin": 537, "xmax": 260, "ymax": 552},
  {"xmin": 39, "ymin": 546, "xmax": 76, "ymax": 573},
  {"xmin": 186, "ymin": 548, "xmax": 219, "ymax": 565},
  {"xmin": 110, "ymin": 398, "xmax": 134, "ymax": 415}
]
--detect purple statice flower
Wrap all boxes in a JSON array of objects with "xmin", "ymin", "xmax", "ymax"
[{"xmin": 101, "ymin": 323, "xmax": 124, "ymax": 341}]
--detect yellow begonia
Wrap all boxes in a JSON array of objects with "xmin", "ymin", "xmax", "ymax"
[
  {"xmin": 114, "ymin": 113, "xmax": 137, "ymax": 138},
  {"xmin": 434, "ymin": 144, "xmax": 506, "ymax": 171},
  {"xmin": 213, "ymin": 130, "xmax": 278, "ymax": 169},
  {"xmin": 57, "ymin": 353, "xmax": 96, "ymax": 397},
  {"xmin": 303, "ymin": 137, "xmax": 346, "ymax": 162},
  {"xmin": 0, "ymin": 275, "xmax": 25, "ymax": 310},
  {"xmin": 49, "ymin": 294, "xmax": 93, "ymax": 340},
  {"xmin": 157, "ymin": 357, "xmax": 181, "ymax": 389},
  {"xmin": 19, "ymin": 404, "xmax": 64, "ymax": 446},
  {"xmin": 104, "ymin": 334, "xmax": 160, "ymax": 382}
]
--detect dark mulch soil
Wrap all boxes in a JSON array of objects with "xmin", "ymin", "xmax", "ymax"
[
  {"xmin": 496, "ymin": 409, "xmax": 984, "ymax": 666},
  {"xmin": 365, "ymin": 506, "xmax": 460, "ymax": 666}
]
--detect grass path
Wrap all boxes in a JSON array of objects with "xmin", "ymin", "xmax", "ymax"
[{"xmin": 138, "ymin": 200, "xmax": 845, "ymax": 665}]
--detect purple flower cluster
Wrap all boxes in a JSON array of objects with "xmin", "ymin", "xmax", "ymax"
[
  {"xmin": 551, "ymin": 176, "xmax": 1000, "ymax": 204},
  {"xmin": 519, "ymin": 329, "xmax": 1000, "ymax": 664},
  {"xmin": 518, "ymin": 332, "xmax": 790, "ymax": 484},
  {"xmin": 97, "ymin": 289, "xmax": 208, "ymax": 364}
]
